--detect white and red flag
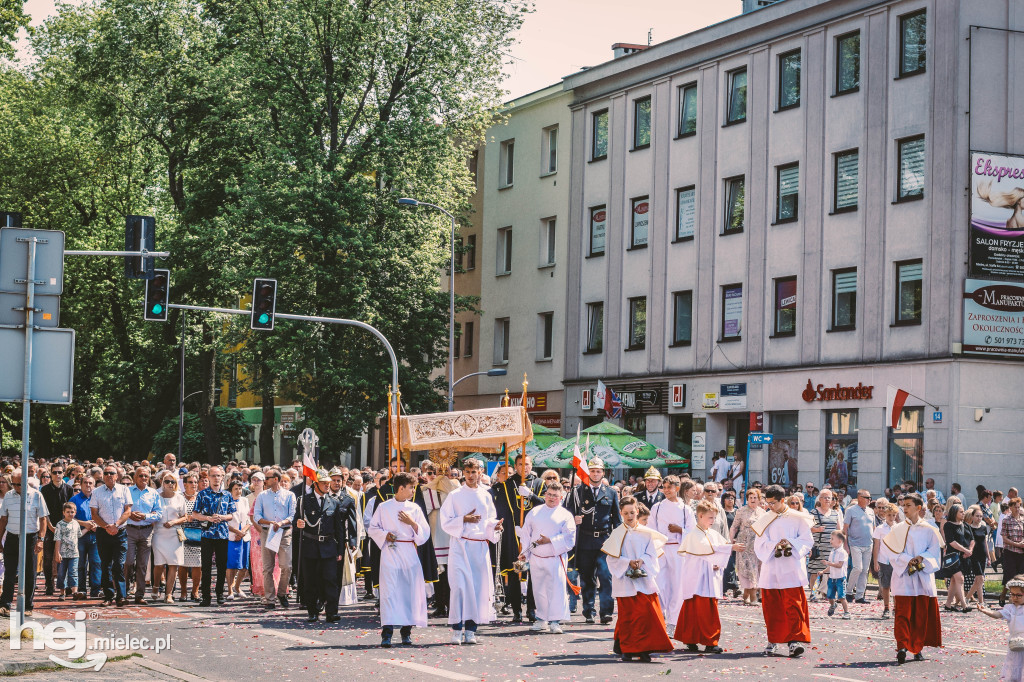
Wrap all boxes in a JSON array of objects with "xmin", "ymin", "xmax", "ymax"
[
  {"xmin": 571, "ymin": 426, "xmax": 591, "ymax": 486},
  {"xmin": 595, "ymin": 379, "xmax": 623, "ymax": 419},
  {"xmin": 886, "ymin": 385, "xmax": 911, "ymax": 429}
]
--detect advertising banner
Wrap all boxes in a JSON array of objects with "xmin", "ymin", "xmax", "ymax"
[
  {"xmin": 962, "ymin": 278, "xmax": 1024, "ymax": 357},
  {"xmin": 590, "ymin": 207, "xmax": 606, "ymax": 254},
  {"xmin": 676, "ymin": 188, "xmax": 695, "ymax": 240},
  {"xmin": 632, "ymin": 199, "xmax": 649, "ymax": 246},
  {"xmin": 970, "ymin": 152, "xmax": 1024, "ymax": 278},
  {"xmin": 768, "ymin": 439, "xmax": 798, "ymax": 487},
  {"xmin": 723, "ymin": 285, "xmax": 742, "ymax": 338}
]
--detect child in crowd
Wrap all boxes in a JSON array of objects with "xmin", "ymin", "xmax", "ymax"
[
  {"xmin": 637, "ymin": 503, "xmax": 651, "ymax": 527},
  {"xmin": 54, "ymin": 502, "xmax": 84, "ymax": 601},
  {"xmin": 825, "ymin": 530, "xmax": 850, "ymax": 619},
  {"xmin": 977, "ymin": 575, "xmax": 1024, "ymax": 682},
  {"xmin": 873, "ymin": 502, "xmax": 897, "ymax": 618}
]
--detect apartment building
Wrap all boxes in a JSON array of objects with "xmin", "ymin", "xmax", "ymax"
[{"xmin": 558, "ymin": 0, "xmax": 1024, "ymax": 494}]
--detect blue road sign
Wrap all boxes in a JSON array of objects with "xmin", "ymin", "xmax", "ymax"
[{"xmin": 749, "ymin": 432, "xmax": 774, "ymax": 444}]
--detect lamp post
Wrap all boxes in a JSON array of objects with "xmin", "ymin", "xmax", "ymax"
[
  {"xmin": 398, "ymin": 197, "xmax": 458, "ymax": 411},
  {"xmin": 450, "ymin": 368, "xmax": 507, "ymax": 410},
  {"xmin": 178, "ymin": 390, "xmax": 203, "ymax": 458}
]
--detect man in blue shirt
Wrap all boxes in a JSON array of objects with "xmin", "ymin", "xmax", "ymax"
[
  {"xmin": 70, "ymin": 475, "xmax": 102, "ymax": 598},
  {"xmin": 253, "ymin": 468, "xmax": 296, "ymax": 609},
  {"xmin": 193, "ymin": 466, "xmax": 236, "ymax": 607},
  {"xmin": 126, "ymin": 468, "xmax": 162, "ymax": 604}
]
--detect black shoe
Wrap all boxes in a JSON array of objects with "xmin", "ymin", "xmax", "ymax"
[
  {"xmin": 263, "ymin": 602, "xmax": 276, "ymax": 609},
  {"xmin": 637, "ymin": 653, "xmax": 652, "ymax": 663},
  {"xmin": 279, "ymin": 595, "xmax": 289, "ymax": 609},
  {"xmin": 115, "ymin": 598, "xmax": 126, "ymax": 607},
  {"xmin": 613, "ymin": 639, "xmax": 621, "ymax": 655},
  {"xmin": 600, "ymin": 615, "xmax": 613, "ymax": 625},
  {"xmin": 199, "ymin": 599, "xmax": 212, "ymax": 607},
  {"xmin": 685, "ymin": 644, "xmax": 698, "ymax": 652},
  {"xmin": 897, "ymin": 648, "xmax": 907, "ymax": 665},
  {"xmin": 326, "ymin": 615, "xmax": 341, "ymax": 623},
  {"xmin": 45, "ymin": 588, "xmax": 55, "ymax": 596},
  {"xmin": 217, "ymin": 596, "xmax": 225, "ymax": 605},
  {"xmin": 511, "ymin": 615, "xmax": 523, "ymax": 624},
  {"xmin": 704, "ymin": 645, "xmax": 723, "ymax": 654},
  {"xmin": 401, "ymin": 635, "xmax": 413, "ymax": 645},
  {"xmin": 307, "ymin": 614, "xmax": 318, "ymax": 622},
  {"xmin": 362, "ymin": 592, "xmax": 376, "ymax": 601},
  {"xmin": 913, "ymin": 653, "xmax": 924, "ymax": 661},
  {"xmin": 621, "ymin": 654, "xmax": 633, "ymax": 662},
  {"xmin": 380, "ymin": 636, "xmax": 392, "ymax": 648},
  {"xmin": 855, "ymin": 598, "xmax": 868, "ymax": 604},
  {"xmin": 430, "ymin": 608, "xmax": 448, "ymax": 619},
  {"xmin": 584, "ymin": 615, "xmax": 595, "ymax": 624}
]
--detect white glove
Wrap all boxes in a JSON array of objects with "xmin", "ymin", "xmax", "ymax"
[{"xmin": 518, "ymin": 485, "xmax": 532, "ymax": 497}]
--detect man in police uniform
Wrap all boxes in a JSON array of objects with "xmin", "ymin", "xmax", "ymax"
[
  {"xmin": 634, "ymin": 467, "xmax": 665, "ymax": 512},
  {"xmin": 296, "ymin": 469, "xmax": 354, "ymax": 623},
  {"xmin": 492, "ymin": 453, "xmax": 544, "ymax": 623},
  {"xmin": 563, "ymin": 457, "xmax": 620, "ymax": 624}
]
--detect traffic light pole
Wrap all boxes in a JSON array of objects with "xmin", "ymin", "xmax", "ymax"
[{"xmin": 166, "ymin": 303, "xmax": 401, "ymax": 459}]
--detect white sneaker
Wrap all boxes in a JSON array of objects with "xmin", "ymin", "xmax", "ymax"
[
  {"xmin": 236, "ymin": 589, "xmax": 248, "ymax": 600},
  {"xmin": 449, "ymin": 631, "xmax": 463, "ymax": 645},
  {"xmin": 225, "ymin": 593, "xmax": 234, "ymax": 601},
  {"xmin": 549, "ymin": 623, "xmax": 564, "ymax": 634},
  {"xmin": 788, "ymin": 642, "xmax": 805, "ymax": 657},
  {"xmin": 530, "ymin": 621, "xmax": 549, "ymax": 632},
  {"xmin": 463, "ymin": 632, "xmax": 477, "ymax": 644},
  {"xmin": 764, "ymin": 643, "xmax": 777, "ymax": 656}
]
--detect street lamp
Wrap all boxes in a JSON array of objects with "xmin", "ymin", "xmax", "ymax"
[
  {"xmin": 398, "ymin": 197, "xmax": 458, "ymax": 411},
  {"xmin": 178, "ymin": 390, "xmax": 204, "ymax": 458},
  {"xmin": 449, "ymin": 368, "xmax": 507, "ymax": 409}
]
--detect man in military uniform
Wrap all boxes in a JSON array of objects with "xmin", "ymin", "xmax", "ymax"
[
  {"xmin": 296, "ymin": 469, "xmax": 355, "ymax": 623},
  {"xmin": 290, "ymin": 472, "xmax": 312, "ymax": 608},
  {"xmin": 329, "ymin": 467, "xmax": 362, "ymax": 605},
  {"xmin": 634, "ymin": 467, "xmax": 665, "ymax": 511},
  {"xmin": 491, "ymin": 453, "xmax": 544, "ymax": 623},
  {"xmin": 563, "ymin": 457, "xmax": 620, "ymax": 624}
]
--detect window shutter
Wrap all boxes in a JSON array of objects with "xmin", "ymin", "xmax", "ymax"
[
  {"xmin": 780, "ymin": 165, "xmax": 799, "ymax": 199},
  {"xmin": 836, "ymin": 153, "xmax": 859, "ymax": 208},
  {"xmin": 900, "ymin": 139, "xmax": 925, "ymax": 196},
  {"xmin": 899, "ymin": 262, "xmax": 922, "ymax": 283},
  {"xmin": 835, "ymin": 270, "xmax": 857, "ymax": 293}
]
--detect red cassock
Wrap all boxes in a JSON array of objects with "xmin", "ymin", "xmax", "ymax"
[
  {"xmin": 673, "ymin": 596, "xmax": 721, "ymax": 646},
  {"xmin": 761, "ymin": 587, "xmax": 811, "ymax": 644},
  {"xmin": 614, "ymin": 592, "xmax": 675, "ymax": 654},
  {"xmin": 893, "ymin": 596, "xmax": 941, "ymax": 653}
]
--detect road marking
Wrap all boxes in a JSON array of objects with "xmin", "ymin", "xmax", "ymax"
[
  {"xmin": 375, "ymin": 658, "xmax": 477, "ymax": 681},
  {"xmin": 135, "ymin": 658, "xmax": 212, "ymax": 682},
  {"xmin": 248, "ymin": 627, "xmax": 328, "ymax": 645},
  {"xmin": 812, "ymin": 675, "xmax": 870, "ymax": 682}
]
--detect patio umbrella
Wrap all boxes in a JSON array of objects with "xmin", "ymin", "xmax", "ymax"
[{"xmin": 533, "ymin": 421, "xmax": 672, "ymax": 469}]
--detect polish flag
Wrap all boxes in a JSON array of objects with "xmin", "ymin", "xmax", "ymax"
[
  {"xmin": 302, "ymin": 448, "xmax": 318, "ymax": 481},
  {"xmin": 571, "ymin": 426, "xmax": 591, "ymax": 486},
  {"xmin": 886, "ymin": 385, "xmax": 910, "ymax": 429}
]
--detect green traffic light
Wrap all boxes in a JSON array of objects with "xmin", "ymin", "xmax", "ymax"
[
  {"xmin": 152, "ymin": 303, "xmax": 163, "ymax": 315},
  {"xmin": 258, "ymin": 313, "xmax": 270, "ymax": 324}
]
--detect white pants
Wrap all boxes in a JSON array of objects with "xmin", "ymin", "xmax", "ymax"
[{"xmin": 848, "ymin": 545, "xmax": 872, "ymax": 598}]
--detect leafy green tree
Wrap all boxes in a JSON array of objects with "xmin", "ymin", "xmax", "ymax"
[
  {"xmin": 152, "ymin": 408, "xmax": 254, "ymax": 461},
  {"xmin": 0, "ymin": 0, "xmax": 27, "ymax": 58}
]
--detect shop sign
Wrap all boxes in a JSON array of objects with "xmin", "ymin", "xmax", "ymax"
[
  {"xmin": 532, "ymin": 413, "xmax": 562, "ymax": 430},
  {"xmin": 281, "ymin": 411, "xmax": 296, "ymax": 431},
  {"xmin": 701, "ymin": 392, "xmax": 719, "ymax": 409},
  {"xmin": 671, "ymin": 384, "xmax": 685, "ymax": 407},
  {"xmin": 962, "ymin": 279, "xmax": 1024, "ymax": 357},
  {"xmin": 581, "ymin": 389, "xmax": 592, "ymax": 410},
  {"xmin": 508, "ymin": 392, "xmax": 547, "ymax": 412},
  {"xmin": 801, "ymin": 379, "xmax": 874, "ymax": 402},
  {"xmin": 620, "ymin": 389, "xmax": 658, "ymax": 410},
  {"xmin": 970, "ymin": 152, "xmax": 1024, "ymax": 279},
  {"xmin": 719, "ymin": 383, "xmax": 747, "ymax": 410}
]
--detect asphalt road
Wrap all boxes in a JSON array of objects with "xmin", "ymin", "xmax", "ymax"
[{"xmin": 21, "ymin": 590, "xmax": 1010, "ymax": 681}]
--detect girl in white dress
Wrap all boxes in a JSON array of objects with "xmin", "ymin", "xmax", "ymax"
[{"xmin": 978, "ymin": 576, "xmax": 1024, "ymax": 682}]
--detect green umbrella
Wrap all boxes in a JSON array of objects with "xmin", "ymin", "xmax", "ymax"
[
  {"xmin": 528, "ymin": 423, "xmax": 566, "ymax": 451},
  {"xmin": 533, "ymin": 421, "xmax": 672, "ymax": 469}
]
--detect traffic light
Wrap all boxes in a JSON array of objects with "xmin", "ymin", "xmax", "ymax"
[
  {"xmin": 144, "ymin": 269, "xmax": 170, "ymax": 321},
  {"xmin": 250, "ymin": 278, "xmax": 277, "ymax": 330},
  {"xmin": 124, "ymin": 215, "xmax": 156, "ymax": 279}
]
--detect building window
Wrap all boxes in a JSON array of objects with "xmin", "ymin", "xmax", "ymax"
[
  {"xmin": 726, "ymin": 67, "xmax": 747, "ymax": 124},
  {"xmin": 543, "ymin": 125, "xmax": 558, "ymax": 174},
  {"xmin": 833, "ymin": 149, "xmax": 859, "ymax": 212},
  {"xmin": 777, "ymin": 50, "xmax": 801, "ymax": 110},
  {"xmin": 541, "ymin": 218, "xmax": 556, "ymax": 266},
  {"xmin": 493, "ymin": 318, "xmax": 509, "ymax": 365},
  {"xmin": 887, "ymin": 407, "xmax": 923, "ymax": 489},
  {"xmin": 627, "ymin": 297, "xmax": 646, "ymax": 350},
  {"xmin": 585, "ymin": 302, "xmax": 603, "ymax": 353},
  {"xmin": 773, "ymin": 277, "xmax": 797, "ymax": 336},
  {"xmin": 592, "ymin": 109, "xmax": 608, "ymax": 160},
  {"xmin": 630, "ymin": 196, "xmax": 649, "ymax": 248},
  {"xmin": 836, "ymin": 31, "xmax": 860, "ymax": 94},
  {"xmin": 831, "ymin": 268, "xmax": 857, "ymax": 330},
  {"xmin": 454, "ymin": 322, "xmax": 461, "ymax": 358},
  {"xmin": 469, "ymin": 150, "xmax": 479, "ymax": 187},
  {"xmin": 671, "ymin": 290, "xmax": 692, "ymax": 346},
  {"xmin": 464, "ymin": 321, "xmax": 474, "ymax": 357},
  {"xmin": 675, "ymin": 186, "xmax": 695, "ymax": 241},
  {"xmin": 895, "ymin": 260, "xmax": 923, "ymax": 325},
  {"xmin": 825, "ymin": 410, "xmax": 858, "ymax": 489},
  {"xmin": 897, "ymin": 135, "xmax": 925, "ymax": 200},
  {"xmin": 538, "ymin": 312, "xmax": 554, "ymax": 361},
  {"xmin": 775, "ymin": 163, "xmax": 799, "ymax": 223},
  {"xmin": 720, "ymin": 284, "xmax": 742, "ymax": 340},
  {"xmin": 671, "ymin": 415, "xmax": 694, "ymax": 475},
  {"xmin": 466, "ymin": 234, "xmax": 476, "ymax": 270},
  {"xmin": 769, "ymin": 412, "xmax": 799, "ymax": 487},
  {"xmin": 677, "ymin": 83, "xmax": 697, "ymax": 137},
  {"xmin": 899, "ymin": 10, "xmax": 926, "ymax": 78},
  {"xmin": 589, "ymin": 205, "xmax": 606, "ymax": 256},
  {"xmin": 454, "ymin": 237, "xmax": 464, "ymax": 271},
  {"xmin": 724, "ymin": 176, "xmax": 745, "ymax": 234},
  {"xmin": 633, "ymin": 96, "xmax": 651, "ymax": 149},
  {"xmin": 496, "ymin": 227, "xmax": 512, "ymax": 275},
  {"xmin": 499, "ymin": 139, "xmax": 514, "ymax": 187}
]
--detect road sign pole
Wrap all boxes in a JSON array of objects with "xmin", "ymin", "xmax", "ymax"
[{"xmin": 16, "ymin": 235, "xmax": 41, "ymax": 622}]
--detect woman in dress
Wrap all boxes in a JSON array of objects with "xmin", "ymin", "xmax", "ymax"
[
  {"xmin": 178, "ymin": 474, "xmax": 202, "ymax": 601},
  {"xmin": 721, "ymin": 490, "xmax": 740, "ymax": 596},
  {"xmin": 152, "ymin": 472, "xmax": 187, "ymax": 603},
  {"xmin": 807, "ymin": 489, "xmax": 841, "ymax": 600},
  {"xmin": 943, "ymin": 503, "xmax": 974, "ymax": 612},
  {"xmin": 730, "ymin": 488, "xmax": 765, "ymax": 605},
  {"xmin": 965, "ymin": 504, "xmax": 993, "ymax": 606},
  {"xmin": 225, "ymin": 480, "xmax": 252, "ymax": 599},
  {"xmin": 246, "ymin": 472, "xmax": 267, "ymax": 598}
]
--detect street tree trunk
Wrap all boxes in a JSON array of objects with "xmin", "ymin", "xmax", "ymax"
[
  {"xmin": 259, "ymin": 382, "xmax": 276, "ymax": 466},
  {"xmin": 199, "ymin": 321, "xmax": 222, "ymax": 463}
]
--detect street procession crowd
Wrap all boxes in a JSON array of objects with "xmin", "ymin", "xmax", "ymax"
[{"xmin": 1, "ymin": 452, "xmax": 1024, "ymax": 678}]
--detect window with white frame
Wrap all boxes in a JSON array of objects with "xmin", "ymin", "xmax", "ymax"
[
  {"xmin": 496, "ymin": 227, "xmax": 512, "ymax": 275},
  {"xmin": 499, "ymin": 139, "xmax": 515, "ymax": 187},
  {"xmin": 493, "ymin": 318, "xmax": 510, "ymax": 365},
  {"xmin": 540, "ymin": 218, "xmax": 556, "ymax": 266},
  {"xmin": 542, "ymin": 125, "xmax": 558, "ymax": 174}
]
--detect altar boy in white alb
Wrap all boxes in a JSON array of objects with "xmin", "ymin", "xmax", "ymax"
[
  {"xmin": 519, "ymin": 481, "xmax": 576, "ymax": 634},
  {"xmin": 367, "ymin": 472, "xmax": 430, "ymax": 648},
  {"xmin": 752, "ymin": 484, "xmax": 814, "ymax": 658},
  {"xmin": 439, "ymin": 458, "xmax": 503, "ymax": 645},
  {"xmin": 879, "ymin": 492, "xmax": 943, "ymax": 665},
  {"xmin": 648, "ymin": 475, "xmax": 695, "ymax": 632}
]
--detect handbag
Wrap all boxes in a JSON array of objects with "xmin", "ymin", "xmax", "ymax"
[
  {"xmin": 937, "ymin": 551, "xmax": 961, "ymax": 579},
  {"xmin": 809, "ymin": 510, "xmax": 822, "ymax": 560},
  {"xmin": 176, "ymin": 527, "xmax": 186, "ymax": 543},
  {"xmin": 182, "ymin": 527, "xmax": 203, "ymax": 546},
  {"xmin": 1009, "ymin": 636, "xmax": 1024, "ymax": 652}
]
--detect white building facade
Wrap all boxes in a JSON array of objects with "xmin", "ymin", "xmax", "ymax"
[{"xmin": 559, "ymin": 0, "xmax": 1024, "ymax": 496}]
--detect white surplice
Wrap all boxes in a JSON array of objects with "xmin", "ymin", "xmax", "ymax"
[
  {"xmin": 424, "ymin": 477, "xmax": 459, "ymax": 566},
  {"xmin": 649, "ymin": 498, "xmax": 695, "ymax": 626},
  {"xmin": 603, "ymin": 525, "xmax": 665, "ymax": 597},
  {"xmin": 678, "ymin": 527, "xmax": 733, "ymax": 601},
  {"xmin": 439, "ymin": 484, "xmax": 501, "ymax": 626},
  {"xmin": 879, "ymin": 519, "xmax": 944, "ymax": 597},
  {"xmin": 521, "ymin": 504, "xmax": 577, "ymax": 622},
  {"xmin": 753, "ymin": 511, "xmax": 814, "ymax": 589},
  {"xmin": 368, "ymin": 499, "xmax": 430, "ymax": 627}
]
